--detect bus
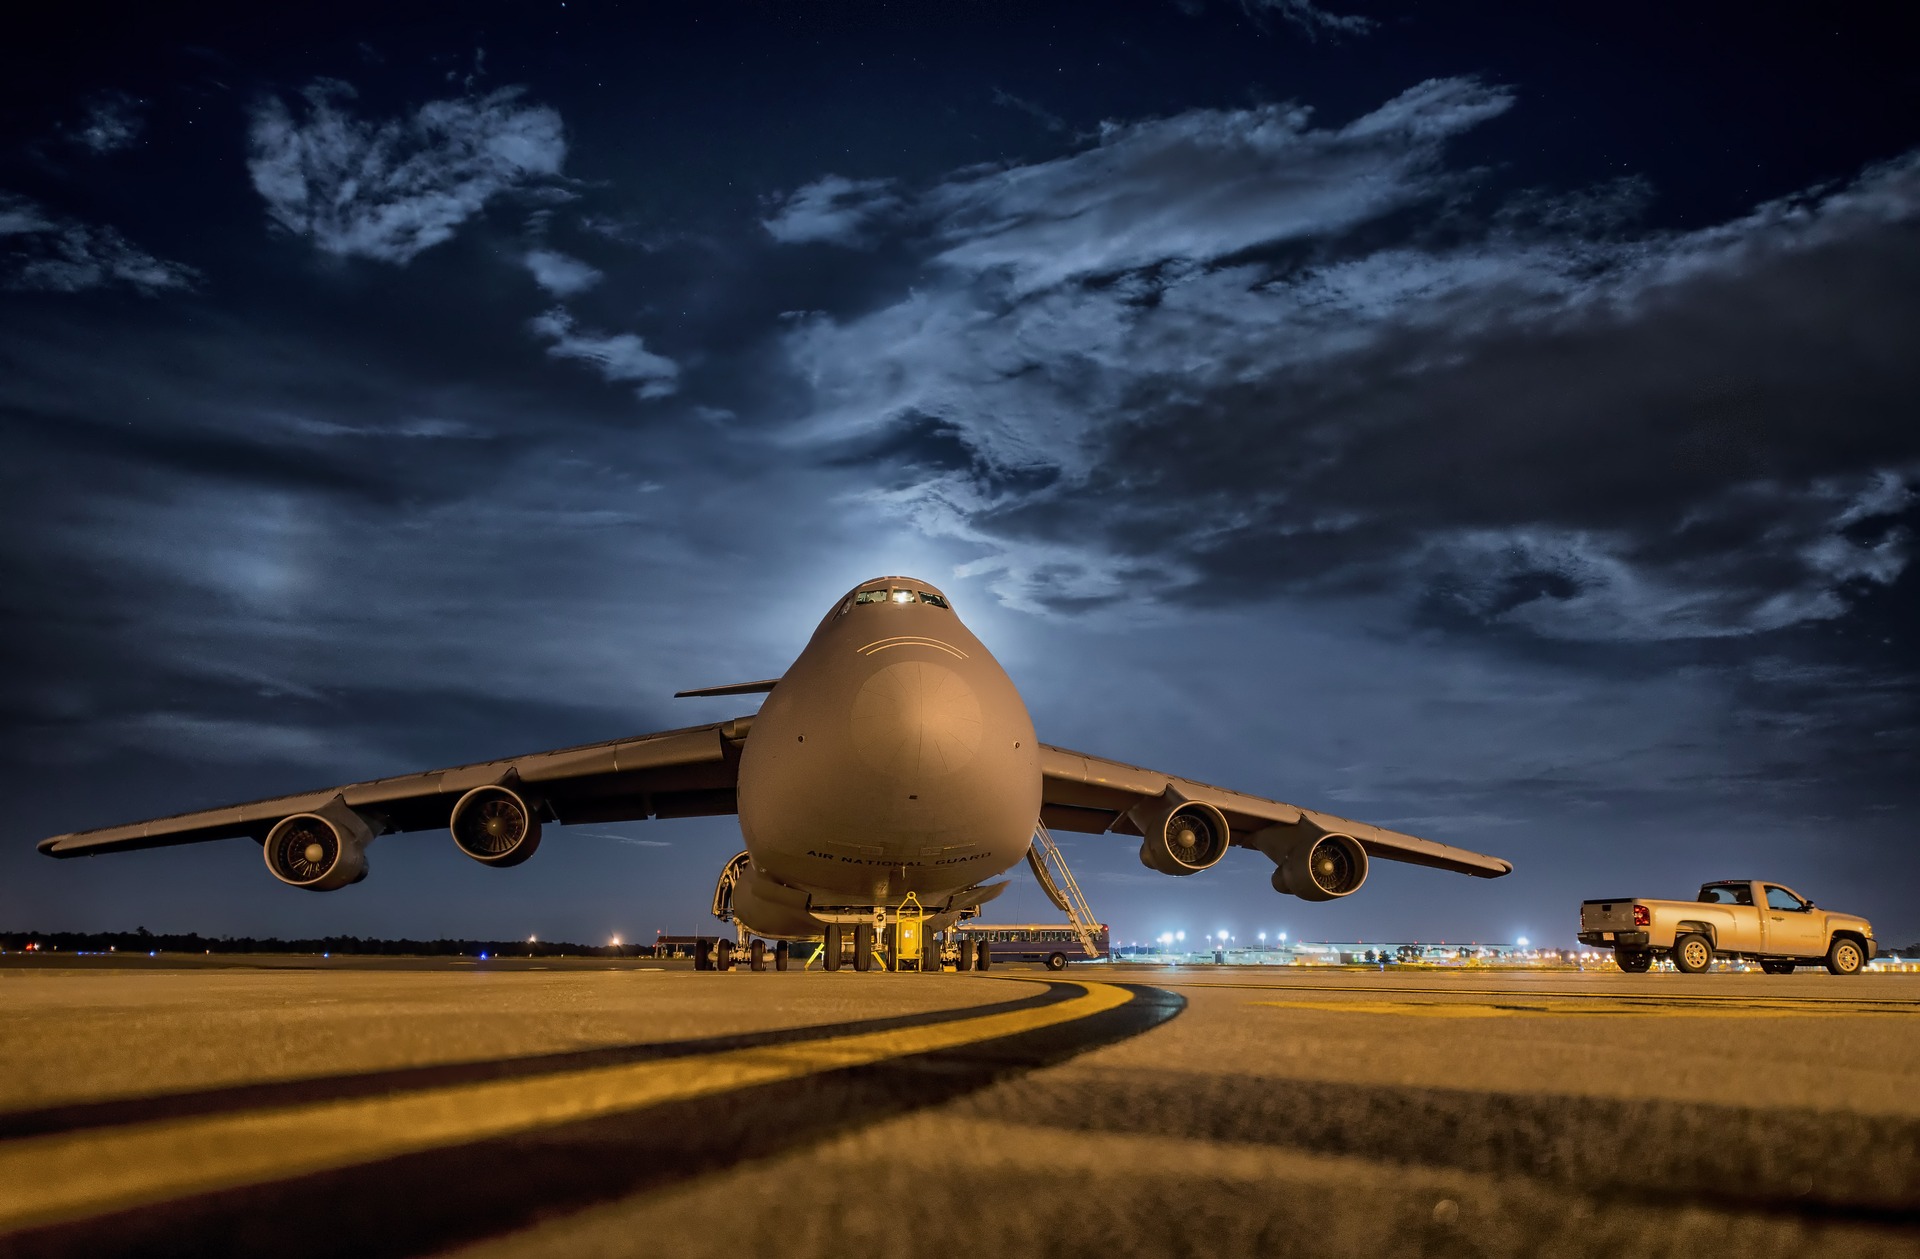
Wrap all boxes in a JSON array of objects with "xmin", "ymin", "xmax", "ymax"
[{"xmin": 955, "ymin": 923, "xmax": 1109, "ymax": 969}]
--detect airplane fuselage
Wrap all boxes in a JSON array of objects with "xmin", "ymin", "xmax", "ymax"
[{"xmin": 731, "ymin": 577, "xmax": 1039, "ymax": 936}]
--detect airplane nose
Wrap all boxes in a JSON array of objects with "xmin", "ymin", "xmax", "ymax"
[{"xmin": 849, "ymin": 660, "xmax": 984, "ymax": 781}]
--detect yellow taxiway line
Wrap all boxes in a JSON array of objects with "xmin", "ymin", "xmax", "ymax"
[{"xmin": 0, "ymin": 978, "xmax": 1132, "ymax": 1235}]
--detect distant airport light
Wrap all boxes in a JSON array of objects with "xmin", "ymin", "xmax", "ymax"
[
  {"xmin": 1175, "ymin": 931, "xmax": 1185, "ymax": 942},
  {"xmin": 611, "ymin": 936, "xmax": 622, "ymax": 947},
  {"xmin": 1258, "ymin": 932, "xmax": 1267, "ymax": 942},
  {"xmin": 1517, "ymin": 937, "xmax": 1529, "ymax": 948}
]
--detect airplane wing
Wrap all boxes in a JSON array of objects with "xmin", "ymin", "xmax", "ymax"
[
  {"xmin": 1036, "ymin": 743, "xmax": 1511, "ymax": 879},
  {"xmin": 39, "ymin": 716, "xmax": 755, "ymax": 858}
]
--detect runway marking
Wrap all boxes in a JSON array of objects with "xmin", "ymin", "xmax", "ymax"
[
  {"xmin": 1252, "ymin": 997, "xmax": 1920, "ymax": 1018},
  {"xmin": 0, "ymin": 979, "xmax": 1140, "ymax": 1237},
  {"xmin": 1157, "ymin": 978, "xmax": 1920, "ymax": 1009}
]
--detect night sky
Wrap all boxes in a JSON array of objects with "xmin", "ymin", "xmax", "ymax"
[{"xmin": 5, "ymin": 1, "xmax": 1917, "ymax": 950}]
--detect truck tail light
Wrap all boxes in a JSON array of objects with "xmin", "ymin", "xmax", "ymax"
[{"xmin": 1632, "ymin": 905, "xmax": 1650, "ymax": 927}]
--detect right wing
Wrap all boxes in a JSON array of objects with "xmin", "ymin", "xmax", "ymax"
[
  {"xmin": 1038, "ymin": 743, "xmax": 1510, "ymax": 878},
  {"xmin": 39, "ymin": 716, "xmax": 755, "ymax": 858}
]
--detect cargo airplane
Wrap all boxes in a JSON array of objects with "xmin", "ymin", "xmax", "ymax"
[{"xmin": 39, "ymin": 576, "xmax": 1511, "ymax": 964}]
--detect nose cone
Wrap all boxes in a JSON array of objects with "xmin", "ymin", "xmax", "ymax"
[{"xmin": 850, "ymin": 660, "xmax": 983, "ymax": 781}]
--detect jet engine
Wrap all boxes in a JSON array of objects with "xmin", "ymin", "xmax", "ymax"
[
  {"xmin": 1130, "ymin": 788, "xmax": 1232, "ymax": 876},
  {"xmin": 450, "ymin": 784, "xmax": 543, "ymax": 867},
  {"xmin": 264, "ymin": 799, "xmax": 377, "ymax": 891},
  {"xmin": 1265, "ymin": 829, "xmax": 1369, "ymax": 901}
]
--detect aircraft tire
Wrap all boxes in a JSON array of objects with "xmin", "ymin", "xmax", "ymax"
[
  {"xmin": 694, "ymin": 938, "xmax": 713, "ymax": 972},
  {"xmin": 749, "ymin": 939, "xmax": 766, "ymax": 972},
  {"xmin": 1045, "ymin": 951, "xmax": 1068, "ymax": 971},
  {"xmin": 774, "ymin": 940, "xmax": 790, "ymax": 971},
  {"xmin": 823, "ymin": 924, "xmax": 842, "ymax": 972},
  {"xmin": 715, "ymin": 939, "xmax": 734, "ymax": 971},
  {"xmin": 975, "ymin": 940, "xmax": 992, "ymax": 971},
  {"xmin": 882, "ymin": 923, "xmax": 898, "ymax": 972},
  {"xmin": 954, "ymin": 939, "xmax": 973, "ymax": 972},
  {"xmin": 854, "ymin": 923, "xmax": 874, "ymax": 971}
]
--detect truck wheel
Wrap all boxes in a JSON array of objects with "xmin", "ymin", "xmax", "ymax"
[
  {"xmin": 1615, "ymin": 949, "xmax": 1652, "ymax": 973},
  {"xmin": 1671, "ymin": 934, "xmax": 1713, "ymax": 974},
  {"xmin": 1825, "ymin": 938, "xmax": 1865, "ymax": 976},
  {"xmin": 1760, "ymin": 960, "xmax": 1795, "ymax": 975},
  {"xmin": 1045, "ymin": 951, "xmax": 1068, "ymax": 971}
]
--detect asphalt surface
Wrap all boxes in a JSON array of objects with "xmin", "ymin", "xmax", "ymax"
[{"xmin": 2, "ymin": 958, "xmax": 1917, "ymax": 1258}]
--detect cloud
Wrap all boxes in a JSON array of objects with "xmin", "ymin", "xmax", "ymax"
[
  {"xmin": 762, "ymin": 175, "xmax": 901, "ymax": 247},
  {"xmin": 246, "ymin": 79, "xmax": 566, "ymax": 264},
  {"xmin": 65, "ymin": 93, "xmax": 146, "ymax": 154},
  {"xmin": 528, "ymin": 308, "xmax": 679, "ymax": 398},
  {"xmin": 776, "ymin": 81, "xmax": 1920, "ymax": 644},
  {"xmin": 924, "ymin": 78, "xmax": 1513, "ymax": 293},
  {"xmin": 521, "ymin": 247, "xmax": 602, "ymax": 296},
  {"xmin": 0, "ymin": 193, "xmax": 197, "ymax": 293},
  {"xmin": 1239, "ymin": 0, "xmax": 1376, "ymax": 39}
]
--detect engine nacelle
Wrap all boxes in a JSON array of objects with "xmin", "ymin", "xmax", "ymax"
[
  {"xmin": 1130, "ymin": 788, "xmax": 1231, "ymax": 876},
  {"xmin": 450, "ymin": 784, "xmax": 543, "ymax": 867},
  {"xmin": 264, "ymin": 798, "xmax": 377, "ymax": 891},
  {"xmin": 1265, "ymin": 829, "xmax": 1369, "ymax": 901}
]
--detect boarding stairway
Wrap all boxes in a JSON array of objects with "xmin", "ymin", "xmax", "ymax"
[{"xmin": 1025, "ymin": 820, "xmax": 1103, "ymax": 959}]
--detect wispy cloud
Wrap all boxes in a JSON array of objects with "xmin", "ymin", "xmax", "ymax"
[
  {"xmin": 528, "ymin": 307, "xmax": 679, "ymax": 398},
  {"xmin": 521, "ymin": 247, "xmax": 602, "ymax": 296},
  {"xmin": 762, "ymin": 174, "xmax": 901, "ymax": 247},
  {"xmin": 246, "ymin": 79, "xmax": 566, "ymax": 264},
  {"xmin": 0, "ymin": 192, "xmax": 197, "ymax": 293},
  {"xmin": 65, "ymin": 92, "xmax": 146, "ymax": 154},
  {"xmin": 1239, "ymin": 0, "xmax": 1376, "ymax": 39}
]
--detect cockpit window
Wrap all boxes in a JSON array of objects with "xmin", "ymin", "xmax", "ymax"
[{"xmin": 848, "ymin": 587, "xmax": 951, "ymax": 610}]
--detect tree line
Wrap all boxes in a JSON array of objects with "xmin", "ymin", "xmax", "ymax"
[{"xmin": 0, "ymin": 926, "xmax": 656, "ymax": 957}]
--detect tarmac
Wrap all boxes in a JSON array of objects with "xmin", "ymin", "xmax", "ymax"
[{"xmin": 2, "ymin": 956, "xmax": 1917, "ymax": 1258}]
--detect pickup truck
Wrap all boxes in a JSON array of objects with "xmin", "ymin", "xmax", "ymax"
[{"xmin": 1578, "ymin": 880, "xmax": 1874, "ymax": 975}]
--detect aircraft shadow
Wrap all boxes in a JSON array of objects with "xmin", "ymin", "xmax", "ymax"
[{"xmin": 0, "ymin": 983, "xmax": 1184, "ymax": 1259}]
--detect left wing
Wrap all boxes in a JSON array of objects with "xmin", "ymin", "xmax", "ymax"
[
  {"xmin": 39, "ymin": 716, "xmax": 755, "ymax": 858},
  {"xmin": 1038, "ymin": 743, "xmax": 1510, "ymax": 879}
]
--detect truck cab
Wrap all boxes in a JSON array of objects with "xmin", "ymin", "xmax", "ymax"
[{"xmin": 1578, "ymin": 880, "xmax": 1874, "ymax": 975}]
